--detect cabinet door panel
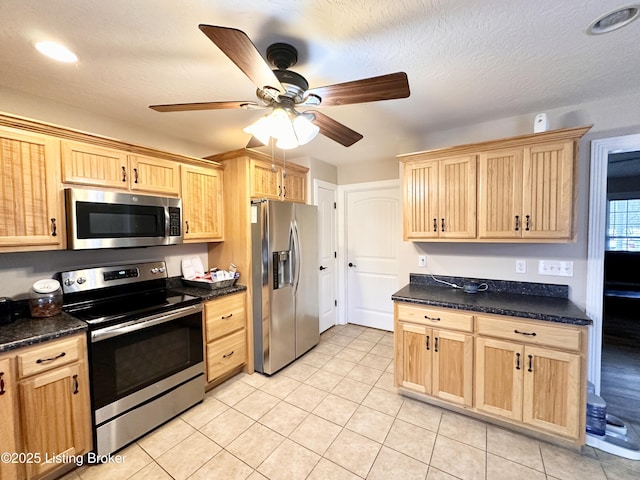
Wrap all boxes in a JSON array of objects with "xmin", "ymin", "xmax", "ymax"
[
  {"xmin": 129, "ymin": 154, "xmax": 180, "ymax": 195},
  {"xmin": 0, "ymin": 358, "xmax": 21, "ymax": 480},
  {"xmin": 475, "ymin": 337, "xmax": 523, "ymax": 420},
  {"xmin": 61, "ymin": 140, "xmax": 128, "ymax": 189},
  {"xmin": 523, "ymin": 346, "xmax": 581, "ymax": 438},
  {"xmin": 403, "ymin": 160, "xmax": 439, "ymax": 239},
  {"xmin": 283, "ymin": 170, "xmax": 306, "ymax": 203},
  {"xmin": 251, "ymin": 161, "xmax": 280, "ymax": 199},
  {"xmin": 439, "ymin": 155, "xmax": 476, "ymax": 238},
  {"xmin": 181, "ymin": 165, "xmax": 223, "ymax": 241},
  {"xmin": 478, "ymin": 148, "xmax": 523, "ymax": 238},
  {"xmin": 20, "ymin": 363, "xmax": 92, "ymax": 478},
  {"xmin": 0, "ymin": 128, "xmax": 62, "ymax": 249},
  {"xmin": 397, "ymin": 322, "xmax": 431, "ymax": 394},
  {"xmin": 432, "ymin": 329, "xmax": 473, "ymax": 406},
  {"xmin": 522, "ymin": 141, "xmax": 573, "ymax": 239}
]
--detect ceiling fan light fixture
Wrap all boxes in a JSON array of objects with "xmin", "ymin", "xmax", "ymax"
[
  {"xmin": 244, "ymin": 108, "xmax": 319, "ymax": 149},
  {"xmin": 293, "ymin": 113, "xmax": 320, "ymax": 146}
]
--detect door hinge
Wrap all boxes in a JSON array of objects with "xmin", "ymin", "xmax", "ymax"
[
  {"xmin": 334, "ymin": 251, "xmax": 337, "ymax": 258},
  {"xmin": 334, "ymin": 299, "xmax": 337, "ymax": 307},
  {"xmin": 334, "ymin": 202, "xmax": 337, "ymax": 209}
]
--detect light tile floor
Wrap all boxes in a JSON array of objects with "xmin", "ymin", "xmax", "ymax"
[{"xmin": 63, "ymin": 324, "xmax": 640, "ymax": 480}]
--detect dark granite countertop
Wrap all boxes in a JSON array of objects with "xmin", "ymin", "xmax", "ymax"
[
  {"xmin": 392, "ymin": 274, "xmax": 592, "ymax": 326},
  {"xmin": 0, "ymin": 313, "xmax": 88, "ymax": 353},
  {"xmin": 167, "ymin": 277, "xmax": 247, "ymax": 302}
]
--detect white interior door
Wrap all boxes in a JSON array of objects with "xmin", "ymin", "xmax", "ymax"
[
  {"xmin": 315, "ymin": 181, "xmax": 338, "ymax": 333},
  {"xmin": 344, "ymin": 181, "xmax": 400, "ymax": 331}
]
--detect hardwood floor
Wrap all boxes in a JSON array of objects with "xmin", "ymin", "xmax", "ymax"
[{"xmin": 600, "ymin": 298, "xmax": 640, "ymax": 427}]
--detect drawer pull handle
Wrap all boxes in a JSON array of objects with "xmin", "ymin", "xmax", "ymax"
[
  {"xmin": 51, "ymin": 218, "xmax": 58, "ymax": 237},
  {"xmin": 221, "ymin": 313, "xmax": 233, "ymax": 319},
  {"xmin": 441, "ymin": 218, "xmax": 445, "ymax": 232},
  {"xmin": 185, "ymin": 221, "xmax": 189, "ymax": 234},
  {"xmin": 134, "ymin": 168, "xmax": 139, "ymax": 184},
  {"xmin": 425, "ymin": 335, "xmax": 430, "ymax": 351},
  {"xmin": 36, "ymin": 352, "xmax": 66, "ymax": 364},
  {"xmin": 223, "ymin": 351, "xmax": 235, "ymax": 359},
  {"xmin": 0, "ymin": 372, "xmax": 5, "ymax": 395},
  {"xmin": 515, "ymin": 353, "xmax": 521, "ymax": 370},
  {"xmin": 515, "ymin": 215, "xmax": 520, "ymax": 231},
  {"xmin": 528, "ymin": 354, "xmax": 533, "ymax": 372},
  {"xmin": 72, "ymin": 374, "xmax": 79, "ymax": 395},
  {"xmin": 434, "ymin": 337, "xmax": 439, "ymax": 353},
  {"xmin": 433, "ymin": 218, "xmax": 437, "ymax": 232},
  {"xmin": 525, "ymin": 215, "xmax": 531, "ymax": 231},
  {"xmin": 121, "ymin": 166, "xmax": 127, "ymax": 182},
  {"xmin": 424, "ymin": 315, "xmax": 441, "ymax": 322},
  {"xmin": 514, "ymin": 329, "xmax": 536, "ymax": 337}
]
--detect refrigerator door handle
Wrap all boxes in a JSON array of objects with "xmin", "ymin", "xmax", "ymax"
[{"xmin": 291, "ymin": 220, "xmax": 301, "ymax": 296}]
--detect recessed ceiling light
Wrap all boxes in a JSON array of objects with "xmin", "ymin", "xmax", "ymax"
[
  {"xmin": 587, "ymin": 5, "xmax": 640, "ymax": 34},
  {"xmin": 35, "ymin": 41, "xmax": 78, "ymax": 63}
]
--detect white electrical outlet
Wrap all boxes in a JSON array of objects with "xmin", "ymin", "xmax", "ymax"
[
  {"xmin": 418, "ymin": 255, "xmax": 426, "ymax": 267},
  {"xmin": 515, "ymin": 259, "xmax": 527, "ymax": 274},
  {"xmin": 538, "ymin": 260, "xmax": 574, "ymax": 277}
]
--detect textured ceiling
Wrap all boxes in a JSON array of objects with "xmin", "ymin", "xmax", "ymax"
[{"xmin": 1, "ymin": 0, "xmax": 639, "ymax": 165}]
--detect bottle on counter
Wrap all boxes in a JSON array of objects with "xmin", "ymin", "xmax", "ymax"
[{"xmin": 29, "ymin": 279, "xmax": 63, "ymax": 318}]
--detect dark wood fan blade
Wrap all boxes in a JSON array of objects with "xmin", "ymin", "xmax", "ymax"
[
  {"xmin": 311, "ymin": 111, "xmax": 363, "ymax": 147},
  {"xmin": 246, "ymin": 136, "xmax": 267, "ymax": 148},
  {"xmin": 305, "ymin": 72, "xmax": 410, "ymax": 107},
  {"xmin": 199, "ymin": 25, "xmax": 283, "ymax": 95},
  {"xmin": 150, "ymin": 101, "xmax": 261, "ymax": 112}
]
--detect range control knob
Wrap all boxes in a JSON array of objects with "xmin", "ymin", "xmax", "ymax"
[
  {"xmin": 158, "ymin": 267, "xmax": 166, "ymax": 273},
  {"xmin": 64, "ymin": 278, "xmax": 75, "ymax": 286},
  {"xmin": 76, "ymin": 277, "xmax": 86, "ymax": 285},
  {"xmin": 150, "ymin": 267, "xmax": 159, "ymax": 274}
]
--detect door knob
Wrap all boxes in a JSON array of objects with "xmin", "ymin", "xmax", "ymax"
[
  {"xmin": 348, "ymin": 262, "xmax": 356, "ymax": 267},
  {"xmin": 319, "ymin": 265, "xmax": 327, "ymax": 271}
]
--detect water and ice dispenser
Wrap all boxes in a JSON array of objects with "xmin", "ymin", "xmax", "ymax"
[{"xmin": 272, "ymin": 250, "xmax": 292, "ymax": 289}]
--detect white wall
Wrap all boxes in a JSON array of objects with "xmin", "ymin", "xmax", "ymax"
[{"xmin": 341, "ymin": 91, "xmax": 640, "ymax": 310}]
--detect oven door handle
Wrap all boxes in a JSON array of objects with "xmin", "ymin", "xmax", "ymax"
[{"xmin": 90, "ymin": 304, "xmax": 202, "ymax": 343}]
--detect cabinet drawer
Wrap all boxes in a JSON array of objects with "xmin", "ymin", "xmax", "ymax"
[
  {"xmin": 207, "ymin": 329, "xmax": 246, "ymax": 382},
  {"xmin": 204, "ymin": 293, "xmax": 246, "ymax": 341},
  {"xmin": 396, "ymin": 303, "xmax": 473, "ymax": 332},
  {"xmin": 17, "ymin": 335, "xmax": 82, "ymax": 378},
  {"xmin": 476, "ymin": 315, "xmax": 582, "ymax": 351}
]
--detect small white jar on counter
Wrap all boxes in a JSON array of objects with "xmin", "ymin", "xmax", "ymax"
[{"xmin": 29, "ymin": 279, "xmax": 63, "ymax": 318}]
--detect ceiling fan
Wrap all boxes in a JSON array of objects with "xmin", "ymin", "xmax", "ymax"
[{"xmin": 149, "ymin": 25, "xmax": 410, "ymax": 148}]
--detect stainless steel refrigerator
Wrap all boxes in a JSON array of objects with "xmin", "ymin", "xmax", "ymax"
[{"xmin": 251, "ymin": 199, "xmax": 319, "ymax": 374}]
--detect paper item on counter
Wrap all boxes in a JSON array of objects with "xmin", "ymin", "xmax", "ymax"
[{"xmin": 181, "ymin": 256, "xmax": 206, "ymax": 280}]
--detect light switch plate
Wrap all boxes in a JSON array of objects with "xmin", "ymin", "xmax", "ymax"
[{"xmin": 538, "ymin": 260, "xmax": 573, "ymax": 277}]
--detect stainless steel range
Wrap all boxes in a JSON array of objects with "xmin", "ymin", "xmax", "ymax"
[{"xmin": 60, "ymin": 261, "xmax": 204, "ymax": 456}]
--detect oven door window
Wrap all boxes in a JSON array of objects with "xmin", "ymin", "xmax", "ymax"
[
  {"xmin": 90, "ymin": 312, "xmax": 203, "ymax": 410},
  {"xmin": 76, "ymin": 201, "xmax": 165, "ymax": 238}
]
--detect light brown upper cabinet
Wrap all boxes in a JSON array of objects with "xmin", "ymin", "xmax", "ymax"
[
  {"xmin": 250, "ymin": 159, "xmax": 307, "ymax": 203},
  {"xmin": 402, "ymin": 155, "xmax": 477, "ymax": 239},
  {"xmin": 478, "ymin": 141, "xmax": 575, "ymax": 240},
  {"xmin": 0, "ymin": 126, "xmax": 64, "ymax": 252},
  {"xmin": 399, "ymin": 126, "xmax": 591, "ymax": 243},
  {"xmin": 61, "ymin": 140, "xmax": 180, "ymax": 196},
  {"xmin": 180, "ymin": 164, "xmax": 224, "ymax": 242}
]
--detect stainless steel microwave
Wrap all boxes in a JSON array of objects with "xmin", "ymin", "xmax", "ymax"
[{"xmin": 65, "ymin": 188, "xmax": 182, "ymax": 250}]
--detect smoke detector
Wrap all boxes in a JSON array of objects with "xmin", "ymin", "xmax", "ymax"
[{"xmin": 587, "ymin": 5, "xmax": 640, "ymax": 34}]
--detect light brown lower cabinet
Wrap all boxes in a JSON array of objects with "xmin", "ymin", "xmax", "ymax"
[
  {"xmin": 394, "ymin": 303, "xmax": 587, "ymax": 445},
  {"xmin": 0, "ymin": 333, "xmax": 92, "ymax": 480},
  {"xmin": 395, "ymin": 304, "xmax": 474, "ymax": 407},
  {"xmin": 203, "ymin": 291, "xmax": 248, "ymax": 387}
]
